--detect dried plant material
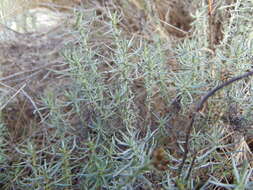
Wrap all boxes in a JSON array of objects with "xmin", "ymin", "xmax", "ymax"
[
  {"xmin": 151, "ymin": 147, "xmax": 170, "ymax": 171},
  {"xmin": 0, "ymin": 23, "xmax": 72, "ymax": 143},
  {"xmin": 207, "ymin": 0, "xmax": 224, "ymax": 50},
  {"xmin": 234, "ymin": 135, "xmax": 253, "ymax": 164},
  {"xmin": 155, "ymin": 0, "xmax": 194, "ymax": 37}
]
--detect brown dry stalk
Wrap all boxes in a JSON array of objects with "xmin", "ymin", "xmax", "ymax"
[
  {"xmin": 208, "ymin": 0, "xmax": 213, "ymax": 16},
  {"xmin": 208, "ymin": 0, "xmax": 215, "ymax": 50}
]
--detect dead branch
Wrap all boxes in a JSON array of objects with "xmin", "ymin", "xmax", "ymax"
[{"xmin": 178, "ymin": 70, "xmax": 253, "ymax": 177}]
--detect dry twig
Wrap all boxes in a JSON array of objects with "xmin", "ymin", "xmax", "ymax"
[{"xmin": 178, "ymin": 70, "xmax": 253, "ymax": 177}]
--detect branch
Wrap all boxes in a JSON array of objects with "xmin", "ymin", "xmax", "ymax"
[
  {"xmin": 196, "ymin": 70, "xmax": 253, "ymax": 112},
  {"xmin": 177, "ymin": 70, "xmax": 253, "ymax": 176}
]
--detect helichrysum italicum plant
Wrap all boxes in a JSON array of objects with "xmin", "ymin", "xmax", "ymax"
[
  {"xmin": 1, "ymin": 0, "xmax": 253, "ymax": 189},
  {"xmin": 209, "ymin": 157, "xmax": 253, "ymax": 190}
]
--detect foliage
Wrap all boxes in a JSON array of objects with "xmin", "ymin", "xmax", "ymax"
[{"xmin": 0, "ymin": 0, "xmax": 253, "ymax": 189}]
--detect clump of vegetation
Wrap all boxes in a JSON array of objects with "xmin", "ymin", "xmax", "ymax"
[{"xmin": 0, "ymin": 0, "xmax": 253, "ymax": 189}]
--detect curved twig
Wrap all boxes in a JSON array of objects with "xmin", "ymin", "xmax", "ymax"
[{"xmin": 178, "ymin": 70, "xmax": 253, "ymax": 177}]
